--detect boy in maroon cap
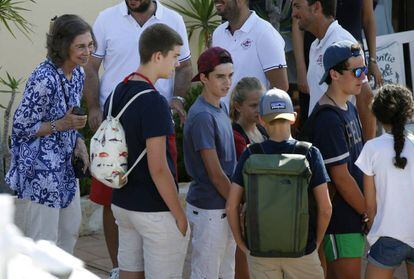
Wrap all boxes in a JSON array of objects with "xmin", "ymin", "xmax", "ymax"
[{"xmin": 183, "ymin": 47, "xmax": 237, "ymax": 279}]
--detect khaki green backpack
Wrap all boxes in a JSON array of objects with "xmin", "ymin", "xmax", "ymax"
[{"xmin": 242, "ymin": 141, "xmax": 312, "ymax": 257}]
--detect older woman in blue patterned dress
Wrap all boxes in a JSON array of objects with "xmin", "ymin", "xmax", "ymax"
[{"xmin": 6, "ymin": 14, "xmax": 96, "ymax": 254}]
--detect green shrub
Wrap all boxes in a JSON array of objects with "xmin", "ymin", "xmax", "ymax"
[{"xmin": 174, "ymin": 84, "xmax": 202, "ymax": 182}]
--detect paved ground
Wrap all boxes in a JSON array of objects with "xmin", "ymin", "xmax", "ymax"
[{"xmin": 74, "ymin": 232, "xmax": 408, "ymax": 279}]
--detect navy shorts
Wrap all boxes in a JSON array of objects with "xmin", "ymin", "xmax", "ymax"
[{"xmin": 368, "ymin": 237, "xmax": 414, "ymax": 269}]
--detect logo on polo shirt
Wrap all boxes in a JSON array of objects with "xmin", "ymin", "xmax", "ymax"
[
  {"xmin": 317, "ymin": 54, "xmax": 323, "ymax": 66},
  {"xmin": 241, "ymin": 38, "xmax": 252, "ymax": 49},
  {"xmin": 270, "ymin": 101, "xmax": 286, "ymax": 110}
]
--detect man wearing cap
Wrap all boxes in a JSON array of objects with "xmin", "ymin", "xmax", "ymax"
[
  {"xmin": 212, "ymin": 0, "xmax": 289, "ymax": 108},
  {"xmin": 307, "ymin": 40, "xmax": 367, "ymax": 278},
  {"xmin": 183, "ymin": 47, "xmax": 237, "ymax": 279},
  {"xmin": 292, "ymin": 0, "xmax": 376, "ymax": 141},
  {"xmin": 227, "ymin": 88, "xmax": 332, "ymax": 278}
]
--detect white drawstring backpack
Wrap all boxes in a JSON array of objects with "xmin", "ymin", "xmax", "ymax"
[{"xmin": 90, "ymin": 89, "xmax": 152, "ymax": 188}]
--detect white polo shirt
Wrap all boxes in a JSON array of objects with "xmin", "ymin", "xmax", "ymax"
[
  {"xmin": 307, "ymin": 21, "xmax": 362, "ymax": 115},
  {"xmin": 92, "ymin": 1, "xmax": 191, "ymax": 107},
  {"xmin": 212, "ymin": 11, "xmax": 286, "ymax": 107}
]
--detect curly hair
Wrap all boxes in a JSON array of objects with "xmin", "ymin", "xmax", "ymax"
[
  {"xmin": 47, "ymin": 14, "xmax": 96, "ymax": 67},
  {"xmin": 372, "ymin": 84, "xmax": 414, "ymax": 169},
  {"xmin": 229, "ymin": 77, "xmax": 264, "ymax": 121}
]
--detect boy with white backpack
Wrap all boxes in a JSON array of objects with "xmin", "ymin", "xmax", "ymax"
[{"xmin": 91, "ymin": 23, "xmax": 189, "ymax": 278}]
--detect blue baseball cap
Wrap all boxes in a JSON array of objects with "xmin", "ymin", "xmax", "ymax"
[{"xmin": 319, "ymin": 40, "xmax": 363, "ymax": 85}]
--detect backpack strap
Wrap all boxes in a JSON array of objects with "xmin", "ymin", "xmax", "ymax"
[
  {"xmin": 114, "ymin": 89, "xmax": 154, "ymax": 119},
  {"xmin": 248, "ymin": 143, "xmax": 264, "ymax": 155},
  {"xmin": 293, "ymin": 141, "xmax": 312, "ymax": 156},
  {"xmin": 122, "ymin": 148, "xmax": 147, "ymax": 180}
]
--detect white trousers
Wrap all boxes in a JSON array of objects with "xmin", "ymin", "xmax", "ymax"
[
  {"xmin": 186, "ymin": 203, "xmax": 236, "ymax": 279},
  {"xmin": 25, "ymin": 185, "xmax": 81, "ymax": 254}
]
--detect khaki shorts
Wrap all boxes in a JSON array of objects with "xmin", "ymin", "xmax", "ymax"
[{"xmin": 247, "ymin": 250, "xmax": 324, "ymax": 279}]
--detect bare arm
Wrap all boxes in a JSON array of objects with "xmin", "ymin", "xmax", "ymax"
[
  {"xmin": 312, "ymin": 183, "xmax": 332, "ymax": 247},
  {"xmin": 83, "ymin": 56, "xmax": 103, "ymax": 131},
  {"xmin": 329, "ymin": 163, "xmax": 366, "ymax": 214},
  {"xmin": 362, "ymin": 0, "xmax": 383, "ymax": 87},
  {"xmin": 173, "ymin": 59, "xmax": 192, "ymax": 98},
  {"xmin": 363, "ymin": 174, "xmax": 376, "ymax": 230},
  {"xmin": 147, "ymin": 136, "xmax": 187, "ymax": 234},
  {"xmin": 200, "ymin": 149, "xmax": 232, "ymax": 200},
  {"xmin": 356, "ymin": 83, "xmax": 376, "ymax": 140},
  {"xmin": 171, "ymin": 59, "xmax": 192, "ymax": 124},
  {"xmin": 226, "ymin": 182, "xmax": 249, "ymax": 253},
  {"xmin": 292, "ymin": 18, "xmax": 309, "ymax": 94},
  {"xmin": 35, "ymin": 107, "xmax": 87, "ymax": 137},
  {"xmin": 265, "ymin": 68, "xmax": 289, "ymax": 91}
]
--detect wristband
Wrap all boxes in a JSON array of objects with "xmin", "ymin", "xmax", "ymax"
[
  {"xmin": 51, "ymin": 120, "xmax": 57, "ymax": 134},
  {"xmin": 369, "ymin": 57, "xmax": 377, "ymax": 64},
  {"xmin": 172, "ymin": 96, "xmax": 185, "ymax": 105}
]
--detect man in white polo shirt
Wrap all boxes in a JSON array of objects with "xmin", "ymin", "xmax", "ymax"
[
  {"xmin": 83, "ymin": 1, "xmax": 192, "ymax": 278},
  {"xmin": 212, "ymin": 0, "xmax": 289, "ymax": 108},
  {"xmin": 292, "ymin": 0, "xmax": 375, "ymax": 140}
]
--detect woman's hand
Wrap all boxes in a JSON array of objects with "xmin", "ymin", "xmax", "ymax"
[
  {"xmin": 56, "ymin": 107, "xmax": 87, "ymax": 131},
  {"xmin": 74, "ymin": 137, "xmax": 89, "ymax": 173}
]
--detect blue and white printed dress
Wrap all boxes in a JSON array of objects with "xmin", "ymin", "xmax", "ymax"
[{"xmin": 6, "ymin": 59, "xmax": 85, "ymax": 208}]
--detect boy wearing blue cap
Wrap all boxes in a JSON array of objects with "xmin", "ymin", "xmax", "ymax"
[
  {"xmin": 307, "ymin": 40, "xmax": 368, "ymax": 278},
  {"xmin": 227, "ymin": 88, "xmax": 332, "ymax": 278}
]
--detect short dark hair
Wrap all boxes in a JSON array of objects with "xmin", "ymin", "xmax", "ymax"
[
  {"xmin": 326, "ymin": 44, "xmax": 361, "ymax": 85},
  {"xmin": 306, "ymin": 0, "xmax": 336, "ymax": 17},
  {"xmin": 139, "ymin": 23, "xmax": 183, "ymax": 64},
  {"xmin": 47, "ymin": 14, "xmax": 96, "ymax": 67}
]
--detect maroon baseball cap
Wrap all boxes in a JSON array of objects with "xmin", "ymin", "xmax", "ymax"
[{"xmin": 192, "ymin": 47, "xmax": 233, "ymax": 82}]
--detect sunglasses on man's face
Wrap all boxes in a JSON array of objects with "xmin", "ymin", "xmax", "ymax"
[{"xmin": 345, "ymin": 66, "xmax": 368, "ymax": 78}]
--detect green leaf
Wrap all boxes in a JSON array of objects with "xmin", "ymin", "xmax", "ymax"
[
  {"xmin": 164, "ymin": 0, "xmax": 219, "ymax": 52},
  {"xmin": 0, "ymin": 0, "xmax": 35, "ymax": 39}
]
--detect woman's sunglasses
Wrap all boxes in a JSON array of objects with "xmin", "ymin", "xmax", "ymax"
[{"xmin": 344, "ymin": 66, "xmax": 368, "ymax": 78}]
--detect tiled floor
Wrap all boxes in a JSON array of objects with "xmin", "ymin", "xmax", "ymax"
[
  {"xmin": 74, "ymin": 234, "xmax": 111, "ymax": 279},
  {"xmin": 75, "ymin": 232, "xmax": 408, "ymax": 279}
]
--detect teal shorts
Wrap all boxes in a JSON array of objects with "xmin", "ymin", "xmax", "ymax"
[{"xmin": 323, "ymin": 233, "xmax": 365, "ymax": 262}]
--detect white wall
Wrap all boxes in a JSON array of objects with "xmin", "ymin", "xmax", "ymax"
[{"xmin": 0, "ymin": 0, "xmax": 202, "ymax": 131}]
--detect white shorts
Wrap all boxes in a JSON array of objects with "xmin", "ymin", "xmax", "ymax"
[
  {"xmin": 112, "ymin": 204, "xmax": 190, "ymax": 278},
  {"xmin": 186, "ymin": 203, "xmax": 236, "ymax": 279}
]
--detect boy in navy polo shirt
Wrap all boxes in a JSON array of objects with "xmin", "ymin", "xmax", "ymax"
[
  {"xmin": 104, "ymin": 24, "xmax": 189, "ymax": 279},
  {"xmin": 183, "ymin": 47, "xmax": 237, "ymax": 279},
  {"xmin": 228, "ymin": 88, "xmax": 332, "ymax": 278},
  {"xmin": 309, "ymin": 40, "xmax": 368, "ymax": 278}
]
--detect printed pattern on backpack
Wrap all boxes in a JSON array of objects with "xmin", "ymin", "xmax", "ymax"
[{"xmin": 90, "ymin": 89, "xmax": 152, "ymax": 189}]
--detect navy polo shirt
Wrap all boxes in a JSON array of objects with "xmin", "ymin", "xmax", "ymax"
[{"xmin": 103, "ymin": 80, "xmax": 176, "ymax": 212}]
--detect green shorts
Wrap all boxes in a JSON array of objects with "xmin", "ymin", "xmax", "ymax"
[{"xmin": 323, "ymin": 233, "xmax": 365, "ymax": 262}]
